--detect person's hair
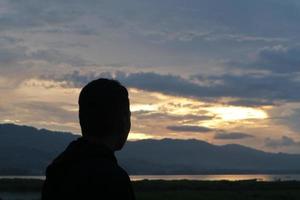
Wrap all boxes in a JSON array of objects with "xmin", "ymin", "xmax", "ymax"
[{"xmin": 78, "ymin": 78, "xmax": 129, "ymax": 137}]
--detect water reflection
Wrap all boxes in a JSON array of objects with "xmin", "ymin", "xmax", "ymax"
[{"xmin": 130, "ymin": 174, "xmax": 300, "ymax": 181}]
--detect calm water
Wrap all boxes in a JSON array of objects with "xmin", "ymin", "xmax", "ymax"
[{"xmin": 1, "ymin": 174, "xmax": 300, "ymax": 181}]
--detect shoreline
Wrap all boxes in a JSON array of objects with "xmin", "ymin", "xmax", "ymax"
[
  {"xmin": 1, "ymin": 178, "xmax": 300, "ymax": 191},
  {"xmin": 1, "ymin": 173, "xmax": 300, "ymax": 182},
  {"xmin": 1, "ymin": 179, "xmax": 300, "ymax": 200}
]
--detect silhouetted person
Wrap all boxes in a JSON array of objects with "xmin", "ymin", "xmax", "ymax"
[{"xmin": 42, "ymin": 79, "xmax": 135, "ymax": 200}]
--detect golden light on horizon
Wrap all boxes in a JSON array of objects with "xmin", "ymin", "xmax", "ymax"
[
  {"xmin": 3, "ymin": 81, "xmax": 273, "ymax": 143},
  {"xmin": 129, "ymin": 89, "xmax": 272, "ymax": 138},
  {"xmin": 128, "ymin": 132, "xmax": 153, "ymax": 140},
  {"xmin": 206, "ymin": 106, "xmax": 268, "ymax": 121}
]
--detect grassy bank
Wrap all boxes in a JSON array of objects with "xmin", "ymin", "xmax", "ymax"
[
  {"xmin": 134, "ymin": 180, "xmax": 300, "ymax": 200},
  {"xmin": 1, "ymin": 179, "xmax": 300, "ymax": 200}
]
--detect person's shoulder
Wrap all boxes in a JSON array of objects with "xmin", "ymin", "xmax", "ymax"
[
  {"xmin": 82, "ymin": 155, "xmax": 129, "ymax": 180},
  {"xmin": 90, "ymin": 158, "xmax": 128, "ymax": 178},
  {"xmin": 112, "ymin": 164, "xmax": 131, "ymax": 180}
]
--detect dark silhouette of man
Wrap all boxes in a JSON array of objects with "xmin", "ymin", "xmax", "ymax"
[{"xmin": 42, "ymin": 78, "xmax": 135, "ymax": 200}]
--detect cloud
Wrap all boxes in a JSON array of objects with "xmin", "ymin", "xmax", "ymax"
[
  {"xmin": 41, "ymin": 70, "xmax": 113, "ymax": 88},
  {"xmin": 0, "ymin": 46, "xmax": 28, "ymax": 64},
  {"xmin": 265, "ymin": 136, "xmax": 300, "ymax": 148},
  {"xmin": 42, "ymin": 24, "xmax": 99, "ymax": 36},
  {"xmin": 207, "ymin": 34, "xmax": 287, "ymax": 43},
  {"xmin": 192, "ymin": 73, "xmax": 300, "ymax": 103},
  {"xmin": 0, "ymin": 100, "xmax": 79, "ymax": 133},
  {"xmin": 44, "ymin": 70, "xmax": 300, "ymax": 106},
  {"xmin": 166, "ymin": 125, "xmax": 213, "ymax": 133},
  {"xmin": 230, "ymin": 45, "xmax": 300, "ymax": 74},
  {"xmin": 0, "ymin": 0, "xmax": 300, "ymax": 154},
  {"xmin": 15, "ymin": 101, "xmax": 77, "ymax": 124},
  {"xmin": 118, "ymin": 72, "xmax": 300, "ymax": 104},
  {"xmin": 98, "ymin": 0, "xmax": 300, "ymax": 42},
  {"xmin": 270, "ymin": 108, "xmax": 300, "ymax": 134},
  {"xmin": 3, "ymin": 0, "xmax": 300, "ymax": 35},
  {"xmin": 226, "ymin": 99, "xmax": 276, "ymax": 107},
  {"xmin": 0, "ymin": 45, "xmax": 89, "ymax": 68},
  {"xmin": 1, "ymin": 0, "xmax": 299, "ymax": 73},
  {"xmin": 148, "ymin": 31, "xmax": 288, "ymax": 44},
  {"xmin": 121, "ymin": 72, "xmax": 286, "ymax": 105},
  {"xmin": 0, "ymin": 36, "xmax": 23, "ymax": 45},
  {"xmin": 0, "ymin": 0, "xmax": 83, "ymax": 31},
  {"xmin": 133, "ymin": 111, "xmax": 212, "ymax": 121},
  {"xmin": 255, "ymin": 45, "xmax": 300, "ymax": 73},
  {"xmin": 214, "ymin": 132, "xmax": 254, "ymax": 140},
  {"xmin": 30, "ymin": 49, "xmax": 88, "ymax": 66}
]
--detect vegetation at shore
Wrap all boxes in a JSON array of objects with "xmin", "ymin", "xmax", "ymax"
[{"xmin": 0, "ymin": 178, "xmax": 300, "ymax": 200}]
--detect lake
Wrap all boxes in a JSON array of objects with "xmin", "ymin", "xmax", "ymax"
[{"xmin": 1, "ymin": 174, "xmax": 300, "ymax": 181}]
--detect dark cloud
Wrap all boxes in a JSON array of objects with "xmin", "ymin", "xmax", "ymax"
[
  {"xmin": 122, "ymin": 72, "xmax": 300, "ymax": 104},
  {"xmin": 43, "ymin": 70, "xmax": 209, "ymax": 98},
  {"xmin": 214, "ymin": 132, "xmax": 254, "ymax": 140},
  {"xmin": 265, "ymin": 136, "xmax": 300, "ymax": 148},
  {"xmin": 192, "ymin": 73, "xmax": 300, "ymax": 103},
  {"xmin": 226, "ymin": 99, "xmax": 276, "ymax": 107},
  {"xmin": 229, "ymin": 45, "xmax": 300, "ymax": 74},
  {"xmin": 255, "ymin": 45, "xmax": 300, "ymax": 73},
  {"xmin": 166, "ymin": 125, "xmax": 213, "ymax": 133},
  {"xmin": 42, "ymin": 70, "xmax": 300, "ymax": 106},
  {"xmin": 119, "ymin": 72, "xmax": 202, "ymax": 97},
  {"xmin": 41, "ymin": 71, "xmax": 113, "ymax": 88}
]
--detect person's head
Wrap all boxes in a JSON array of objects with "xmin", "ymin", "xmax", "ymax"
[{"xmin": 78, "ymin": 78, "xmax": 131, "ymax": 151}]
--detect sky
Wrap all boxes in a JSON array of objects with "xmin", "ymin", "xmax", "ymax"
[{"xmin": 1, "ymin": 0, "xmax": 300, "ymax": 153}]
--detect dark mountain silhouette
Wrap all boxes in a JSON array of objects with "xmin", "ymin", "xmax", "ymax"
[
  {"xmin": 0, "ymin": 123, "xmax": 77, "ymax": 175},
  {"xmin": 1, "ymin": 123, "xmax": 300, "ymax": 175}
]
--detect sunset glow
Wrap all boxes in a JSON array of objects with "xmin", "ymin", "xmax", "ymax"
[
  {"xmin": 130, "ymin": 104, "xmax": 159, "ymax": 112},
  {"xmin": 206, "ymin": 106, "xmax": 268, "ymax": 121},
  {"xmin": 1, "ymin": 0, "xmax": 300, "ymax": 154},
  {"xmin": 128, "ymin": 132, "xmax": 153, "ymax": 140}
]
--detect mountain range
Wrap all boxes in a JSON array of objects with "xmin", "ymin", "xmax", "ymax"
[{"xmin": 0, "ymin": 123, "xmax": 300, "ymax": 175}]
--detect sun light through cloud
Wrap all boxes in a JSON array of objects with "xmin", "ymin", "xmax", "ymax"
[
  {"xmin": 206, "ymin": 106, "xmax": 268, "ymax": 121},
  {"xmin": 130, "ymin": 104, "xmax": 159, "ymax": 112}
]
